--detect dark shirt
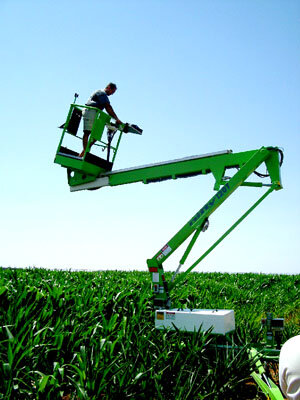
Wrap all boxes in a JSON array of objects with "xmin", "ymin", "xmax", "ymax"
[{"xmin": 86, "ymin": 90, "xmax": 110, "ymax": 110}]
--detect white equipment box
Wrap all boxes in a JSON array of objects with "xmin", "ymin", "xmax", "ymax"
[{"xmin": 155, "ymin": 309, "xmax": 235, "ymax": 335}]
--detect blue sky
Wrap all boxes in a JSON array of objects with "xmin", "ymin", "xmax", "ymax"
[{"xmin": 1, "ymin": 0, "xmax": 299, "ymax": 274}]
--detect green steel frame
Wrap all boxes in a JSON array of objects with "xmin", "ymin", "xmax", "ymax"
[
  {"xmin": 54, "ymin": 105, "xmax": 283, "ymax": 310},
  {"xmin": 250, "ymin": 348, "xmax": 284, "ymax": 400},
  {"xmin": 56, "ymin": 137, "xmax": 283, "ymax": 310},
  {"xmin": 54, "ymin": 103, "xmax": 126, "ymax": 185},
  {"xmin": 145, "ymin": 146, "xmax": 282, "ymax": 309}
]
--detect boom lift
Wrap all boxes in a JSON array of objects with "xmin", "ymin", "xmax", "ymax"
[{"xmin": 55, "ymin": 98, "xmax": 285, "ymax": 399}]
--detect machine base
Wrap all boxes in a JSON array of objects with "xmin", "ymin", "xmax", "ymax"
[{"xmin": 155, "ymin": 308, "xmax": 235, "ymax": 335}]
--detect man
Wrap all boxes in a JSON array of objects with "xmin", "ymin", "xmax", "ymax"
[{"xmin": 79, "ymin": 82, "xmax": 122, "ymax": 157}]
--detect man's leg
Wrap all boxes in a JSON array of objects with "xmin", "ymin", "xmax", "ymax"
[
  {"xmin": 79, "ymin": 130, "xmax": 91, "ymax": 157},
  {"xmin": 79, "ymin": 130, "xmax": 97, "ymax": 157}
]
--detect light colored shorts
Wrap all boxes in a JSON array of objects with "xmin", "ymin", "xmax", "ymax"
[{"xmin": 82, "ymin": 108, "xmax": 97, "ymax": 131}]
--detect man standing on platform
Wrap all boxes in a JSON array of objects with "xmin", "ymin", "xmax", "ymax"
[{"xmin": 79, "ymin": 82, "xmax": 122, "ymax": 157}]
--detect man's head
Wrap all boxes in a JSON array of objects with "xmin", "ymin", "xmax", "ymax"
[{"xmin": 105, "ymin": 83, "xmax": 117, "ymax": 96}]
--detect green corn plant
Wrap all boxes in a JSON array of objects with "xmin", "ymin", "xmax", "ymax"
[{"xmin": 0, "ymin": 267, "xmax": 299, "ymax": 399}]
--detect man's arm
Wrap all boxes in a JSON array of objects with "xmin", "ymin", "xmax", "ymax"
[{"xmin": 105, "ymin": 103, "xmax": 122, "ymax": 125}]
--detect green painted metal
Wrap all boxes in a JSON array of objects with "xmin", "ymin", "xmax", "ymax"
[
  {"xmin": 56, "ymin": 139, "xmax": 283, "ymax": 311},
  {"xmin": 250, "ymin": 348, "xmax": 284, "ymax": 400},
  {"xmin": 111, "ymin": 129, "xmax": 123, "ymax": 164},
  {"xmin": 59, "ymin": 144, "xmax": 282, "ymax": 311},
  {"xmin": 54, "ymin": 103, "xmax": 126, "ymax": 184},
  {"xmin": 89, "ymin": 108, "xmax": 111, "ymax": 142},
  {"xmin": 103, "ymin": 149, "xmax": 261, "ymax": 188},
  {"xmin": 73, "ymin": 147, "xmax": 281, "ymax": 193},
  {"xmin": 168, "ymin": 185, "xmax": 275, "ymax": 292},
  {"xmin": 180, "ymin": 227, "xmax": 202, "ymax": 266},
  {"xmin": 146, "ymin": 147, "xmax": 282, "ymax": 308},
  {"xmin": 55, "ymin": 104, "xmax": 77, "ymax": 153}
]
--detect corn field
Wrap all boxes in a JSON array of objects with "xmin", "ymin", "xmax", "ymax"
[{"xmin": 0, "ymin": 267, "xmax": 299, "ymax": 399}]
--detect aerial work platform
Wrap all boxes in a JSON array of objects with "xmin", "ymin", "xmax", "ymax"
[
  {"xmin": 55, "ymin": 100, "xmax": 285, "ymax": 398},
  {"xmin": 54, "ymin": 101, "xmax": 283, "ymax": 311},
  {"xmin": 55, "ymin": 102, "xmax": 283, "ymax": 305}
]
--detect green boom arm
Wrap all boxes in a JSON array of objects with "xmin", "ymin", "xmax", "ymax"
[
  {"xmin": 146, "ymin": 146, "xmax": 282, "ymax": 308},
  {"xmin": 66, "ymin": 145, "xmax": 282, "ymax": 309}
]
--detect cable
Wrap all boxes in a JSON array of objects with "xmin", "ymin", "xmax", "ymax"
[{"xmin": 253, "ymin": 147, "xmax": 284, "ymax": 178}]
